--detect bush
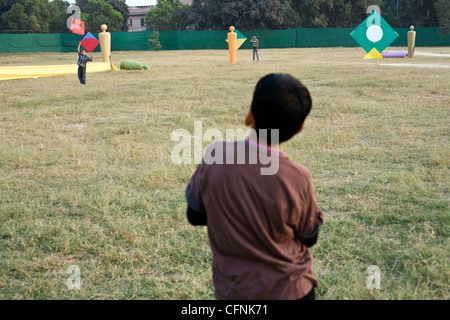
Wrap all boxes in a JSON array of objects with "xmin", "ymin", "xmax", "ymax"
[{"xmin": 148, "ymin": 30, "xmax": 162, "ymax": 51}]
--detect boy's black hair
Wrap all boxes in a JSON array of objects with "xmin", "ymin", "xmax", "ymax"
[{"xmin": 251, "ymin": 73, "xmax": 312, "ymax": 144}]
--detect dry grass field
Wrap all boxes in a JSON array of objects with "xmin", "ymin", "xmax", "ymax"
[{"xmin": 0, "ymin": 47, "xmax": 449, "ymax": 299}]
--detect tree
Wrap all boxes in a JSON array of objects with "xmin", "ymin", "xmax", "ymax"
[
  {"xmin": 188, "ymin": 0, "xmax": 298, "ymax": 30},
  {"xmin": 326, "ymin": 0, "xmax": 353, "ymax": 27},
  {"xmin": 0, "ymin": 0, "xmax": 446, "ymax": 33},
  {"xmin": 146, "ymin": 0, "xmax": 188, "ymax": 31},
  {"xmin": 376, "ymin": 2, "xmax": 401, "ymax": 27},
  {"xmin": 1, "ymin": 0, "xmax": 57, "ymax": 33},
  {"xmin": 290, "ymin": 0, "xmax": 387, "ymax": 28},
  {"xmin": 105, "ymin": 0, "xmax": 130, "ymax": 31},
  {"xmin": 148, "ymin": 30, "xmax": 162, "ymax": 50},
  {"xmin": 0, "ymin": 0, "xmax": 19, "ymax": 30},
  {"xmin": 435, "ymin": 0, "xmax": 450, "ymax": 34},
  {"xmin": 345, "ymin": 0, "xmax": 401, "ymax": 28},
  {"xmin": 80, "ymin": 0, "xmax": 124, "ymax": 32},
  {"xmin": 400, "ymin": 0, "xmax": 438, "ymax": 27},
  {"xmin": 1, "ymin": 3, "xmax": 29, "ymax": 31},
  {"xmin": 290, "ymin": 0, "xmax": 333, "ymax": 28},
  {"xmin": 74, "ymin": 0, "xmax": 89, "ymax": 12},
  {"xmin": 48, "ymin": 0, "xmax": 72, "ymax": 32}
]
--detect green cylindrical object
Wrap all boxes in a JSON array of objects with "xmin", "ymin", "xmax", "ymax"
[{"xmin": 120, "ymin": 60, "xmax": 146, "ymax": 70}]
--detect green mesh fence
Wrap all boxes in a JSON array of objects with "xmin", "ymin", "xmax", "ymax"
[
  {"xmin": 112, "ymin": 31, "xmax": 151, "ymax": 51},
  {"xmin": 296, "ymin": 28, "xmax": 357, "ymax": 47},
  {"xmin": 239, "ymin": 29, "xmax": 298, "ymax": 49},
  {"xmin": 159, "ymin": 30, "xmax": 226, "ymax": 50},
  {"xmin": 0, "ymin": 27, "xmax": 448, "ymax": 53},
  {"xmin": 0, "ymin": 33, "xmax": 62, "ymax": 53}
]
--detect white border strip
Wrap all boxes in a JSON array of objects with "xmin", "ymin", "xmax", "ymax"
[{"xmin": 380, "ymin": 63, "xmax": 450, "ymax": 69}]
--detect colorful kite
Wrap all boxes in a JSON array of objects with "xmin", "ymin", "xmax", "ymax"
[
  {"xmin": 225, "ymin": 29, "xmax": 247, "ymax": 50},
  {"xmin": 70, "ymin": 18, "xmax": 85, "ymax": 36},
  {"xmin": 80, "ymin": 32, "xmax": 100, "ymax": 53},
  {"xmin": 350, "ymin": 11, "xmax": 399, "ymax": 59}
]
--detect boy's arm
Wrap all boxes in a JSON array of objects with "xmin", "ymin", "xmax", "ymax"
[
  {"xmin": 295, "ymin": 172, "xmax": 324, "ymax": 248},
  {"xmin": 185, "ymin": 181, "xmax": 207, "ymax": 226},
  {"xmin": 78, "ymin": 42, "xmax": 81, "ymax": 53},
  {"xmin": 186, "ymin": 206, "xmax": 207, "ymax": 226},
  {"xmin": 185, "ymin": 153, "xmax": 211, "ymax": 226},
  {"xmin": 296, "ymin": 213, "xmax": 323, "ymax": 247}
]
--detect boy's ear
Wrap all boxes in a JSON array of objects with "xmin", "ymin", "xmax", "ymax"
[{"xmin": 245, "ymin": 108, "xmax": 255, "ymax": 128}]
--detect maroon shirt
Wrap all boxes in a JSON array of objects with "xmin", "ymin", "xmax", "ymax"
[{"xmin": 188, "ymin": 139, "xmax": 324, "ymax": 300}]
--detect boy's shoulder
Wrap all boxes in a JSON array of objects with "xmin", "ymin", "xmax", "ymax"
[
  {"xmin": 279, "ymin": 154, "xmax": 312, "ymax": 178},
  {"xmin": 202, "ymin": 139, "xmax": 312, "ymax": 177}
]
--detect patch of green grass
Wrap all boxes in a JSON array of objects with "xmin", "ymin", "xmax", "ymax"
[{"xmin": 0, "ymin": 48, "xmax": 449, "ymax": 299}]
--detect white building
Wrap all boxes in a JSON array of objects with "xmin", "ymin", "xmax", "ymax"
[{"xmin": 128, "ymin": 6, "xmax": 155, "ymax": 32}]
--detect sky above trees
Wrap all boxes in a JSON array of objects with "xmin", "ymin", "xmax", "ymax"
[{"xmin": 125, "ymin": 0, "xmax": 156, "ymax": 6}]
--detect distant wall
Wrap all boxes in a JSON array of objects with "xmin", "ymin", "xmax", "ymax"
[{"xmin": 0, "ymin": 27, "xmax": 448, "ymax": 53}]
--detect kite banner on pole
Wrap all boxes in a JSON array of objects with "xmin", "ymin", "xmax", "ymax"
[
  {"xmin": 225, "ymin": 29, "xmax": 247, "ymax": 50},
  {"xmin": 70, "ymin": 18, "xmax": 85, "ymax": 35},
  {"xmin": 80, "ymin": 32, "xmax": 100, "ymax": 53},
  {"xmin": 350, "ymin": 11, "xmax": 398, "ymax": 58}
]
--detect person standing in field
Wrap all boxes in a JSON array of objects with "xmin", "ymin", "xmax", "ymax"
[
  {"xmin": 251, "ymin": 36, "xmax": 259, "ymax": 61},
  {"xmin": 77, "ymin": 41, "xmax": 93, "ymax": 86}
]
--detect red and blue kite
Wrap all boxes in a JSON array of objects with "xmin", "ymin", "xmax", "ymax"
[
  {"xmin": 70, "ymin": 18, "xmax": 85, "ymax": 35},
  {"xmin": 80, "ymin": 32, "xmax": 100, "ymax": 53}
]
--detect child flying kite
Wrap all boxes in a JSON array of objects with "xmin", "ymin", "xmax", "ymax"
[
  {"xmin": 77, "ymin": 42, "xmax": 93, "ymax": 86},
  {"xmin": 77, "ymin": 33, "xmax": 99, "ymax": 86}
]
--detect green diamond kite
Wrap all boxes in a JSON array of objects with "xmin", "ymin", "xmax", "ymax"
[
  {"xmin": 225, "ymin": 29, "xmax": 247, "ymax": 50},
  {"xmin": 351, "ymin": 11, "xmax": 399, "ymax": 58}
]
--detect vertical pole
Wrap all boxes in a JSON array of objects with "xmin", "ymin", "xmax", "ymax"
[
  {"xmin": 408, "ymin": 25, "xmax": 416, "ymax": 58},
  {"xmin": 228, "ymin": 26, "xmax": 237, "ymax": 64},
  {"xmin": 99, "ymin": 24, "xmax": 111, "ymax": 63}
]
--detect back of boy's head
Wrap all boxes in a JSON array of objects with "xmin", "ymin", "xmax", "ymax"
[{"xmin": 251, "ymin": 73, "xmax": 312, "ymax": 144}]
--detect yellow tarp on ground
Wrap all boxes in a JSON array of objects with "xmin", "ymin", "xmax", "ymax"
[{"xmin": 0, "ymin": 62, "xmax": 113, "ymax": 81}]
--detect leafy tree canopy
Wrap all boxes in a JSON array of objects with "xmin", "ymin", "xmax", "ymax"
[
  {"xmin": 146, "ymin": 0, "xmax": 188, "ymax": 31},
  {"xmin": 79, "ymin": 0, "xmax": 124, "ymax": 32},
  {"xmin": 0, "ymin": 0, "xmax": 447, "ymax": 33},
  {"xmin": 188, "ymin": 0, "xmax": 299, "ymax": 30}
]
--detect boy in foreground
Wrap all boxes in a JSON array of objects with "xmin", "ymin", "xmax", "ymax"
[
  {"xmin": 77, "ymin": 41, "xmax": 93, "ymax": 86},
  {"xmin": 185, "ymin": 73, "xmax": 324, "ymax": 300}
]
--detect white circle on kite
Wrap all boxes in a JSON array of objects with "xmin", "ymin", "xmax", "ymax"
[{"xmin": 366, "ymin": 25, "xmax": 383, "ymax": 43}]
